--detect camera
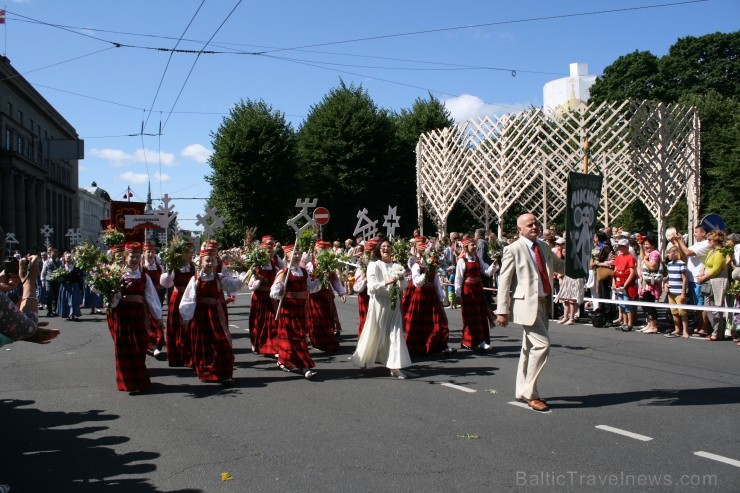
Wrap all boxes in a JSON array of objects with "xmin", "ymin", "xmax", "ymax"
[{"xmin": 3, "ymin": 257, "xmax": 19, "ymax": 276}]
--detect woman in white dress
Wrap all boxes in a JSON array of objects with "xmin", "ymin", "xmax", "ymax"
[{"xmin": 351, "ymin": 240, "xmax": 413, "ymax": 379}]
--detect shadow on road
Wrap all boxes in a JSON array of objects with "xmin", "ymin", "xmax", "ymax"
[
  {"xmin": 0, "ymin": 399, "xmax": 201, "ymax": 492},
  {"xmin": 550, "ymin": 386, "xmax": 740, "ymax": 408}
]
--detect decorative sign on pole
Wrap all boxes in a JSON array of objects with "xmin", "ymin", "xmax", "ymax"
[
  {"xmin": 565, "ymin": 172, "xmax": 603, "ymax": 279},
  {"xmin": 40, "ymin": 225, "xmax": 54, "ymax": 249},
  {"xmin": 157, "ymin": 232, "xmax": 168, "ymax": 245},
  {"xmin": 195, "ymin": 206, "xmax": 225, "ymax": 238},
  {"xmin": 5, "ymin": 232, "xmax": 19, "ymax": 251},
  {"xmin": 312, "ymin": 207, "xmax": 330, "ymax": 226},
  {"xmin": 353, "ymin": 208, "xmax": 378, "ymax": 241},
  {"xmin": 382, "ymin": 206, "xmax": 401, "ymax": 239},
  {"xmin": 65, "ymin": 228, "xmax": 83, "ymax": 248},
  {"xmin": 287, "ymin": 198, "xmax": 318, "ymax": 235}
]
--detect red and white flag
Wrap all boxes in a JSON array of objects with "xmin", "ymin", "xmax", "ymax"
[
  {"xmin": 123, "ymin": 188, "xmax": 133, "ymax": 198},
  {"xmin": 0, "ymin": 10, "xmax": 6, "ymax": 25}
]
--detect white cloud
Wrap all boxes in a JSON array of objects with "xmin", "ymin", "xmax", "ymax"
[
  {"xmin": 119, "ymin": 171, "xmax": 171, "ymax": 185},
  {"xmin": 134, "ymin": 148, "xmax": 176, "ymax": 166},
  {"xmin": 443, "ymin": 94, "xmax": 530, "ymax": 123},
  {"xmin": 89, "ymin": 147, "xmax": 176, "ymax": 167},
  {"xmin": 181, "ymin": 144, "xmax": 212, "ymax": 164}
]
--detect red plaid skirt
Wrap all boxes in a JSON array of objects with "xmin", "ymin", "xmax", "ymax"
[
  {"xmin": 404, "ymin": 283, "xmax": 449, "ymax": 354},
  {"xmin": 108, "ymin": 278, "xmax": 151, "ymax": 391},
  {"xmin": 190, "ymin": 279, "xmax": 233, "ymax": 382},
  {"xmin": 460, "ymin": 280, "xmax": 491, "ymax": 347},
  {"xmin": 307, "ymin": 288, "xmax": 339, "ymax": 352},
  {"xmin": 357, "ymin": 290, "xmax": 369, "ymax": 337}
]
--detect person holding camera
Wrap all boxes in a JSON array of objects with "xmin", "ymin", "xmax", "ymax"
[{"xmin": 637, "ymin": 236, "xmax": 663, "ymax": 334}]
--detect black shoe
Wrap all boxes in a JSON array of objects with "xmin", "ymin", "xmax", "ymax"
[
  {"xmin": 461, "ymin": 343, "xmax": 474, "ymax": 350},
  {"xmin": 621, "ymin": 326, "xmax": 633, "ymax": 332},
  {"xmin": 442, "ymin": 347, "xmax": 457, "ymax": 355}
]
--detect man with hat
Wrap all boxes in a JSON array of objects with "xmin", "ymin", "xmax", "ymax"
[
  {"xmin": 305, "ymin": 240, "xmax": 346, "ymax": 352},
  {"xmin": 107, "ymin": 241, "xmax": 163, "ymax": 393},
  {"xmin": 179, "ymin": 241, "xmax": 244, "ymax": 384},
  {"xmin": 160, "ymin": 239, "xmax": 196, "ymax": 367},
  {"xmin": 612, "ymin": 237, "xmax": 638, "ymax": 332},
  {"xmin": 455, "ymin": 236, "xmax": 498, "ymax": 352},
  {"xmin": 247, "ymin": 235, "xmax": 283, "ymax": 356}
]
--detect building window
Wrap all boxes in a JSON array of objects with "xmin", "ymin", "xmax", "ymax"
[
  {"xmin": 5, "ymin": 129, "xmax": 10, "ymax": 150},
  {"xmin": 18, "ymin": 110, "xmax": 23, "ymax": 125},
  {"xmin": 6, "ymin": 102, "xmax": 12, "ymax": 117}
]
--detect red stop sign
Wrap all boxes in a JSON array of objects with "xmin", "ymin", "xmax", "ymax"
[{"xmin": 313, "ymin": 207, "xmax": 330, "ymax": 225}]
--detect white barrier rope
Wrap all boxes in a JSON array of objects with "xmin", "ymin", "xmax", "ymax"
[{"xmin": 583, "ymin": 297, "xmax": 740, "ymax": 315}]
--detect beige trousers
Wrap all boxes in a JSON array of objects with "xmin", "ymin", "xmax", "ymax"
[{"xmin": 515, "ymin": 297, "xmax": 551, "ymax": 400}]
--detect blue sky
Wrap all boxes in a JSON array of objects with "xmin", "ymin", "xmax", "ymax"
[{"xmin": 3, "ymin": 0, "xmax": 738, "ymax": 232}]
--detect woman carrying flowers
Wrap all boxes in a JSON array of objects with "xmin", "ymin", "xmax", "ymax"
[
  {"xmin": 351, "ymin": 240, "xmax": 413, "ymax": 379},
  {"xmin": 454, "ymin": 237, "xmax": 497, "ymax": 352},
  {"xmin": 270, "ymin": 244, "xmax": 322, "ymax": 379},
  {"xmin": 107, "ymin": 242, "xmax": 163, "ymax": 393},
  {"xmin": 179, "ymin": 242, "xmax": 244, "ymax": 384},
  {"xmin": 305, "ymin": 240, "xmax": 346, "ymax": 352},
  {"xmin": 160, "ymin": 239, "xmax": 196, "ymax": 367},
  {"xmin": 247, "ymin": 235, "xmax": 282, "ymax": 356},
  {"xmin": 142, "ymin": 242, "xmax": 166, "ymax": 358},
  {"xmin": 403, "ymin": 240, "xmax": 455, "ymax": 355}
]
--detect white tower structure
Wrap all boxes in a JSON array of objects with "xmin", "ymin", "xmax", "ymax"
[{"xmin": 543, "ymin": 62, "xmax": 597, "ymax": 114}]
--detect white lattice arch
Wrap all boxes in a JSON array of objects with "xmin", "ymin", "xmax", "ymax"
[{"xmin": 416, "ymin": 99, "xmax": 700, "ymax": 246}]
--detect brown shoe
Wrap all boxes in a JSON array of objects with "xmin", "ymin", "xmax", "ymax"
[{"xmin": 528, "ymin": 399, "xmax": 549, "ymax": 412}]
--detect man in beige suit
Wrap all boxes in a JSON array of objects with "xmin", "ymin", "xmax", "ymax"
[{"xmin": 496, "ymin": 213, "xmax": 564, "ymax": 412}]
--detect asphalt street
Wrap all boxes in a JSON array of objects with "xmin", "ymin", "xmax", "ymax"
[{"xmin": 1, "ymin": 292, "xmax": 739, "ymax": 492}]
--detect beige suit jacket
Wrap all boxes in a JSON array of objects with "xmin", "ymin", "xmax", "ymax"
[{"xmin": 495, "ymin": 238, "xmax": 564, "ymax": 327}]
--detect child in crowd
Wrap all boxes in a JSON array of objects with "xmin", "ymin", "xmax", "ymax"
[{"xmin": 664, "ymin": 245, "xmax": 690, "ymax": 338}]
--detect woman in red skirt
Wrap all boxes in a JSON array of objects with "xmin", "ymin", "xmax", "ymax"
[
  {"xmin": 305, "ymin": 240, "xmax": 346, "ymax": 352},
  {"xmin": 160, "ymin": 241, "xmax": 195, "ymax": 367},
  {"xmin": 247, "ymin": 235, "xmax": 282, "ymax": 356},
  {"xmin": 179, "ymin": 242, "xmax": 244, "ymax": 384},
  {"xmin": 142, "ymin": 242, "xmax": 165, "ymax": 358},
  {"xmin": 404, "ymin": 240, "xmax": 456, "ymax": 356},
  {"xmin": 454, "ymin": 237, "xmax": 497, "ymax": 352},
  {"xmin": 270, "ymin": 245, "xmax": 322, "ymax": 379},
  {"xmin": 107, "ymin": 242, "xmax": 163, "ymax": 393},
  {"xmin": 352, "ymin": 240, "xmax": 377, "ymax": 337}
]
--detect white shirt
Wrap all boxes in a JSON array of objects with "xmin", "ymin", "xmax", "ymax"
[{"xmin": 686, "ymin": 239, "xmax": 710, "ymax": 281}]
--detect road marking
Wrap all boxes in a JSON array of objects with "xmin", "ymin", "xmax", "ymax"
[
  {"xmin": 694, "ymin": 451, "xmax": 740, "ymax": 468},
  {"xmin": 439, "ymin": 382, "xmax": 476, "ymax": 393},
  {"xmin": 595, "ymin": 425, "xmax": 653, "ymax": 441}
]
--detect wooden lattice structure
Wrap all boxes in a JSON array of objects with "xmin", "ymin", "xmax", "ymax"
[{"xmin": 416, "ymin": 99, "xmax": 700, "ymax": 244}]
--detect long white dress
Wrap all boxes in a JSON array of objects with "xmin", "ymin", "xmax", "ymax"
[{"xmin": 351, "ymin": 260, "xmax": 412, "ymax": 369}]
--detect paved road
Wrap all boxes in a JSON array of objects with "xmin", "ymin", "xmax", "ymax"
[{"xmin": 2, "ymin": 292, "xmax": 738, "ymax": 492}]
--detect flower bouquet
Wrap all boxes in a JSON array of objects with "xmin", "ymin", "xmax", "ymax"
[
  {"xmin": 87, "ymin": 262, "xmax": 126, "ymax": 308},
  {"xmin": 297, "ymin": 229, "xmax": 317, "ymax": 257},
  {"xmin": 423, "ymin": 248, "xmax": 441, "ymax": 284},
  {"xmin": 48, "ymin": 268, "xmax": 70, "ymax": 283},
  {"xmin": 392, "ymin": 238, "xmax": 411, "ymax": 268},
  {"xmin": 727, "ymin": 280, "xmax": 740, "ymax": 300},
  {"xmin": 102, "ymin": 227, "xmax": 126, "ymax": 248},
  {"xmin": 74, "ymin": 242, "xmax": 107, "ymax": 272},
  {"xmin": 160, "ymin": 236, "xmax": 188, "ymax": 271},
  {"xmin": 314, "ymin": 249, "xmax": 342, "ymax": 289},
  {"xmin": 388, "ymin": 263, "xmax": 406, "ymax": 311},
  {"xmin": 229, "ymin": 244, "xmax": 270, "ymax": 280}
]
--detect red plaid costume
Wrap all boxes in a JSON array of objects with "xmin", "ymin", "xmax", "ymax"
[
  {"xmin": 189, "ymin": 277, "xmax": 234, "ymax": 382},
  {"xmin": 357, "ymin": 290, "xmax": 369, "ymax": 337},
  {"xmin": 107, "ymin": 276, "xmax": 151, "ymax": 391},
  {"xmin": 144, "ymin": 262, "xmax": 165, "ymax": 351},
  {"xmin": 460, "ymin": 257, "xmax": 491, "ymax": 347},
  {"xmin": 403, "ymin": 267, "xmax": 450, "ymax": 354},
  {"xmin": 306, "ymin": 265, "xmax": 340, "ymax": 351},
  {"xmin": 248, "ymin": 258, "xmax": 279, "ymax": 355},
  {"xmin": 276, "ymin": 268, "xmax": 315, "ymax": 370},
  {"xmin": 166, "ymin": 265, "xmax": 195, "ymax": 367}
]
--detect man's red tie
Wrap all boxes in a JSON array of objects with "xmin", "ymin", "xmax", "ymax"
[{"xmin": 532, "ymin": 242, "xmax": 551, "ymax": 295}]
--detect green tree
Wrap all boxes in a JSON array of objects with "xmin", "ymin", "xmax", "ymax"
[
  {"xmin": 206, "ymin": 99, "xmax": 297, "ymax": 246},
  {"xmin": 297, "ymin": 80, "xmax": 398, "ymax": 238},
  {"xmin": 588, "ymin": 50, "xmax": 661, "ymax": 104}
]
